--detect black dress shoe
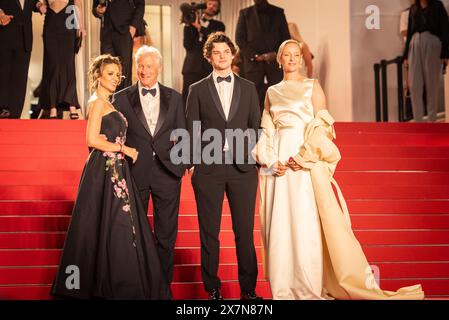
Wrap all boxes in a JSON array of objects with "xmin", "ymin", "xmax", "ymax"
[
  {"xmin": 0, "ymin": 109, "xmax": 11, "ymax": 119},
  {"xmin": 208, "ymin": 288, "xmax": 223, "ymax": 300},
  {"xmin": 241, "ymin": 291, "xmax": 263, "ymax": 300}
]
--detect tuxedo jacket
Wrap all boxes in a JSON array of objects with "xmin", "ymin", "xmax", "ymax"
[
  {"xmin": 186, "ymin": 74, "xmax": 261, "ymax": 174},
  {"xmin": 182, "ymin": 20, "xmax": 225, "ymax": 75},
  {"xmin": 112, "ymin": 83, "xmax": 187, "ymax": 190},
  {"xmin": 0, "ymin": 0, "xmax": 38, "ymax": 51},
  {"xmin": 235, "ymin": 4, "xmax": 290, "ymax": 73},
  {"xmin": 92, "ymin": 0, "xmax": 144, "ymax": 38}
]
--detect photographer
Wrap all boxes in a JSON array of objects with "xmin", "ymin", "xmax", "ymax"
[
  {"xmin": 181, "ymin": 0, "xmax": 224, "ymax": 105},
  {"xmin": 92, "ymin": 0, "xmax": 144, "ymax": 90}
]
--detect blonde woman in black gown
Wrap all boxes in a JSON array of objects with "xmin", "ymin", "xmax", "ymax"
[{"xmin": 52, "ymin": 55, "xmax": 170, "ymax": 299}]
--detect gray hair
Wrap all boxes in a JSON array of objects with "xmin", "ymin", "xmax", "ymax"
[{"xmin": 135, "ymin": 45, "xmax": 163, "ymax": 66}]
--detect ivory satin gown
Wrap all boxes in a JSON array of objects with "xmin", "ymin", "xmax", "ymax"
[
  {"xmin": 253, "ymin": 79, "xmax": 424, "ymax": 300},
  {"xmin": 256, "ymin": 79, "xmax": 327, "ymax": 299}
]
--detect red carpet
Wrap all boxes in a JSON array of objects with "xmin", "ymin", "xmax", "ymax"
[{"xmin": 1, "ymin": 120, "xmax": 449, "ymax": 299}]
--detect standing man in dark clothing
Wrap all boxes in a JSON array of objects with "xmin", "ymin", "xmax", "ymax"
[
  {"xmin": 186, "ymin": 32, "xmax": 262, "ymax": 301},
  {"xmin": 404, "ymin": 0, "xmax": 449, "ymax": 122},
  {"xmin": 93, "ymin": 0, "xmax": 145, "ymax": 91},
  {"xmin": 236, "ymin": 0, "xmax": 290, "ymax": 111},
  {"xmin": 0, "ymin": 0, "xmax": 45, "ymax": 119},
  {"xmin": 182, "ymin": 0, "xmax": 225, "ymax": 106}
]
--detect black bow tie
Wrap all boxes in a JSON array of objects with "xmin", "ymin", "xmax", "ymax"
[
  {"xmin": 217, "ymin": 75, "xmax": 232, "ymax": 83},
  {"xmin": 142, "ymin": 88, "xmax": 157, "ymax": 97}
]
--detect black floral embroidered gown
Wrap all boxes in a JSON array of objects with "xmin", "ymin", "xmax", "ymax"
[{"xmin": 52, "ymin": 111, "xmax": 171, "ymax": 299}]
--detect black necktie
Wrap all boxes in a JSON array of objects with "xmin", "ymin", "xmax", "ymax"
[
  {"xmin": 142, "ymin": 88, "xmax": 157, "ymax": 97},
  {"xmin": 217, "ymin": 76, "xmax": 232, "ymax": 83}
]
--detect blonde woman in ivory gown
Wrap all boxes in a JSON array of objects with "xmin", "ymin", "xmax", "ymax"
[{"xmin": 252, "ymin": 40, "xmax": 425, "ymax": 300}]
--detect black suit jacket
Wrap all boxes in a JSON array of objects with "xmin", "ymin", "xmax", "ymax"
[
  {"xmin": 182, "ymin": 20, "xmax": 225, "ymax": 75},
  {"xmin": 235, "ymin": 4, "xmax": 290, "ymax": 73},
  {"xmin": 0, "ymin": 0, "xmax": 38, "ymax": 51},
  {"xmin": 92, "ymin": 0, "xmax": 144, "ymax": 38},
  {"xmin": 186, "ymin": 74, "xmax": 261, "ymax": 174},
  {"xmin": 112, "ymin": 83, "xmax": 187, "ymax": 190}
]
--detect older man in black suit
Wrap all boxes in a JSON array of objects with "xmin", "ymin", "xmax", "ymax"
[
  {"xmin": 93, "ymin": 0, "xmax": 145, "ymax": 90},
  {"xmin": 0, "ymin": 0, "xmax": 45, "ymax": 118},
  {"xmin": 112, "ymin": 46, "xmax": 186, "ymax": 287},
  {"xmin": 236, "ymin": 0, "xmax": 290, "ymax": 111}
]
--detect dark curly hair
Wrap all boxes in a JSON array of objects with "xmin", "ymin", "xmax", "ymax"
[{"xmin": 203, "ymin": 32, "xmax": 238, "ymax": 60}]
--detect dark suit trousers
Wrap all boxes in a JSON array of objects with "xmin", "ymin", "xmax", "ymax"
[
  {"xmin": 245, "ymin": 64, "xmax": 283, "ymax": 112},
  {"xmin": 101, "ymin": 27, "xmax": 133, "ymax": 91},
  {"xmin": 138, "ymin": 157, "xmax": 181, "ymax": 285},
  {"xmin": 191, "ymin": 164, "xmax": 258, "ymax": 293},
  {"xmin": 0, "ymin": 47, "xmax": 31, "ymax": 118}
]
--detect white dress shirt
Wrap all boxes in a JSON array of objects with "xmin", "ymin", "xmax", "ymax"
[
  {"xmin": 138, "ymin": 81, "xmax": 160, "ymax": 136},
  {"xmin": 213, "ymin": 71, "xmax": 234, "ymax": 151},
  {"xmin": 19, "ymin": 0, "xmax": 25, "ymax": 10}
]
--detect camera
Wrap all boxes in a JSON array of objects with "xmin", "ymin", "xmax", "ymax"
[{"xmin": 180, "ymin": 2, "xmax": 207, "ymax": 25}]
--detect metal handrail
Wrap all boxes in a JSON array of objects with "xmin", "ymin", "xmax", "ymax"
[{"xmin": 374, "ymin": 56, "xmax": 405, "ymax": 122}]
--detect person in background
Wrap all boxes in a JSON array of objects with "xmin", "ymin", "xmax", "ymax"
[
  {"xmin": 0, "ymin": 0, "xmax": 45, "ymax": 119},
  {"xmin": 235, "ymin": 0, "xmax": 290, "ymax": 111},
  {"xmin": 181, "ymin": 0, "xmax": 225, "ymax": 106},
  {"xmin": 39, "ymin": 0, "xmax": 84, "ymax": 120},
  {"xmin": 93, "ymin": 0, "xmax": 145, "ymax": 91},
  {"xmin": 404, "ymin": 0, "xmax": 449, "ymax": 122},
  {"xmin": 288, "ymin": 22, "xmax": 314, "ymax": 78}
]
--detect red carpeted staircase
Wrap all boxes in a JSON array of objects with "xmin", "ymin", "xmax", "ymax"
[{"xmin": 1, "ymin": 120, "xmax": 449, "ymax": 300}]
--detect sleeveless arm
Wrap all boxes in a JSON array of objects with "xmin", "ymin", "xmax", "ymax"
[
  {"xmin": 312, "ymin": 79, "xmax": 327, "ymax": 116},
  {"xmin": 251, "ymin": 93, "xmax": 277, "ymax": 168}
]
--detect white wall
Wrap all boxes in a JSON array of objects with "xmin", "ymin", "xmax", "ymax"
[
  {"xmin": 350, "ymin": 0, "xmax": 448, "ymax": 121},
  {"xmin": 350, "ymin": 0, "xmax": 413, "ymax": 122},
  {"xmin": 271, "ymin": 0, "xmax": 353, "ymax": 121}
]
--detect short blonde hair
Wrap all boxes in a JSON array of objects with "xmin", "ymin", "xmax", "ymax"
[{"xmin": 276, "ymin": 39, "xmax": 303, "ymax": 65}]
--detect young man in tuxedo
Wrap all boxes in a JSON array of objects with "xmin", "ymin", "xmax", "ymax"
[
  {"xmin": 182, "ymin": 0, "xmax": 225, "ymax": 106},
  {"xmin": 236, "ymin": 0, "xmax": 290, "ymax": 111},
  {"xmin": 112, "ymin": 46, "xmax": 187, "ymax": 287},
  {"xmin": 93, "ymin": 0, "xmax": 145, "ymax": 90},
  {"xmin": 186, "ymin": 32, "xmax": 262, "ymax": 300},
  {"xmin": 0, "ymin": 0, "xmax": 45, "ymax": 119}
]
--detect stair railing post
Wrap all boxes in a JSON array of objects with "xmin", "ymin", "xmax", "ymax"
[
  {"xmin": 397, "ymin": 56, "xmax": 405, "ymax": 122},
  {"xmin": 374, "ymin": 63, "xmax": 381, "ymax": 122},
  {"xmin": 381, "ymin": 60, "xmax": 389, "ymax": 122}
]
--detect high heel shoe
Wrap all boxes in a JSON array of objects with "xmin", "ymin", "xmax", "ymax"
[{"xmin": 70, "ymin": 112, "xmax": 79, "ymax": 120}]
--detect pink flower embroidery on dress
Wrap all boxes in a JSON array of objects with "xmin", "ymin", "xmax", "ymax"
[{"xmin": 103, "ymin": 135, "xmax": 131, "ymax": 215}]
